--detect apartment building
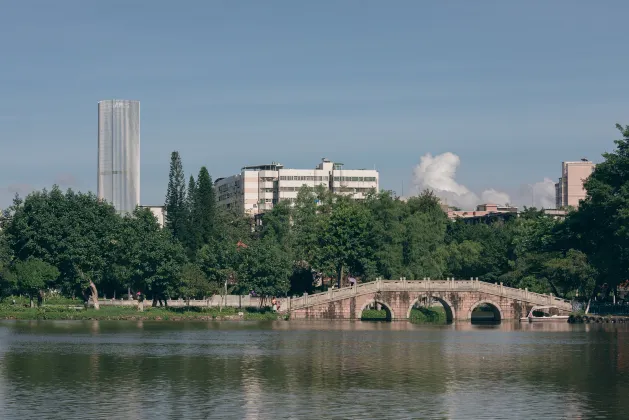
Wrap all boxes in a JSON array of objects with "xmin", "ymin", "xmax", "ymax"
[
  {"xmin": 554, "ymin": 159, "xmax": 595, "ymax": 208},
  {"xmin": 214, "ymin": 159, "xmax": 379, "ymax": 216}
]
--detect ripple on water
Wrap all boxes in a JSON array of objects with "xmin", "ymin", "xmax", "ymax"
[{"xmin": 0, "ymin": 320, "xmax": 627, "ymax": 419}]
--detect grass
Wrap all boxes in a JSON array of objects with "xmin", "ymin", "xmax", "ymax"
[
  {"xmin": 409, "ymin": 306, "xmax": 447, "ymax": 324},
  {"xmin": 0, "ymin": 304, "xmax": 281, "ymax": 321}
]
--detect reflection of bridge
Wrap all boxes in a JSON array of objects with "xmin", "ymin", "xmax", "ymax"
[{"xmin": 287, "ymin": 279, "xmax": 572, "ymax": 322}]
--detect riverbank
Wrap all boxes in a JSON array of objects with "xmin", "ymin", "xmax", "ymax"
[{"xmin": 0, "ymin": 305, "xmax": 283, "ymax": 321}]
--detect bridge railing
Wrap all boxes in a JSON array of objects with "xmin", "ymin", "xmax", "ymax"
[{"xmin": 288, "ymin": 279, "xmax": 572, "ymax": 310}]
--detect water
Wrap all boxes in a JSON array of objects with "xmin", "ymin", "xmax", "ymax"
[{"xmin": 0, "ymin": 320, "xmax": 627, "ymax": 419}]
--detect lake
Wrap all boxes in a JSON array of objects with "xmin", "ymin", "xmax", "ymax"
[{"xmin": 0, "ymin": 320, "xmax": 627, "ymax": 419}]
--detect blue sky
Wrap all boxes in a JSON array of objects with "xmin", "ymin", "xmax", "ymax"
[{"xmin": 1, "ymin": 0, "xmax": 628, "ymax": 208}]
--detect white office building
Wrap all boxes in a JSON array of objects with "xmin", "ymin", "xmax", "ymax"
[
  {"xmin": 97, "ymin": 99, "xmax": 140, "ymax": 213},
  {"xmin": 215, "ymin": 159, "xmax": 379, "ymax": 216}
]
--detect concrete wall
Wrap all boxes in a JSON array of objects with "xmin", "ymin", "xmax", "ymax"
[{"xmin": 97, "ymin": 295, "xmax": 268, "ymax": 308}]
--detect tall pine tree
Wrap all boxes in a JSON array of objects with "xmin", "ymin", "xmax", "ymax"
[
  {"xmin": 193, "ymin": 167, "xmax": 216, "ymax": 247},
  {"xmin": 164, "ymin": 151, "xmax": 187, "ymax": 241},
  {"xmin": 185, "ymin": 175, "xmax": 197, "ymax": 254}
]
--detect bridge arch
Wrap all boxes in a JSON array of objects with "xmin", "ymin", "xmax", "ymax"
[
  {"xmin": 468, "ymin": 299, "xmax": 503, "ymax": 322},
  {"xmin": 406, "ymin": 296, "xmax": 455, "ymax": 323},
  {"xmin": 360, "ymin": 299, "xmax": 395, "ymax": 321}
]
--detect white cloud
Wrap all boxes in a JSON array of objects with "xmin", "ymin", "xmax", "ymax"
[
  {"xmin": 411, "ymin": 152, "xmax": 558, "ymax": 210},
  {"xmin": 412, "ymin": 152, "xmax": 512, "ymax": 209}
]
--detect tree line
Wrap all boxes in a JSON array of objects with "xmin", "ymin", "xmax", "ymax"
[{"xmin": 1, "ymin": 125, "xmax": 628, "ymax": 308}]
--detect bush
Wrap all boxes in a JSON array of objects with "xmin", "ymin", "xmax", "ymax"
[
  {"xmin": 409, "ymin": 306, "xmax": 447, "ymax": 324},
  {"xmin": 361, "ymin": 309, "xmax": 389, "ymax": 320}
]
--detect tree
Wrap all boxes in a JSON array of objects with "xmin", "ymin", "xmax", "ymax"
[
  {"xmin": 118, "ymin": 208, "xmax": 186, "ymax": 307},
  {"xmin": 565, "ymin": 124, "xmax": 629, "ymax": 300},
  {"xmin": 4, "ymin": 187, "xmax": 119, "ymax": 309},
  {"xmin": 164, "ymin": 151, "xmax": 187, "ymax": 240},
  {"xmin": 13, "ymin": 258, "xmax": 59, "ymax": 307},
  {"xmin": 193, "ymin": 167, "xmax": 216, "ymax": 247},
  {"xmin": 317, "ymin": 198, "xmax": 372, "ymax": 287},
  {"xmin": 179, "ymin": 262, "xmax": 215, "ymax": 304},
  {"xmin": 184, "ymin": 175, "xmax": 197, "ymax": 253},
  {"xmin": 198, "ymin": 239, "xmax": 242, "ymax": 310},
  {"xmin": 260, "ymin": 200, "xmax": 293, "ymax": 249},
  {"xmin": 292, "ymin": 187, "xmax": 320, "ymax": 265},
  {"xmin": 238, "ymin": 238, "xmax": 292, "ymax": 303},
  {"xmin": 0, "ymin": 228, "xmax": 15, "ymax": 297}
]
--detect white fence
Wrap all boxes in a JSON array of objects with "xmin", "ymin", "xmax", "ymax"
[{"xmin": 97, "ymin": 295, "xmax": 267, "ymax": 308}]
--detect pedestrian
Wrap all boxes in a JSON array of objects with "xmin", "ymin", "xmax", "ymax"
[{"xmin": 349, "ymin": 275, "xmax": 357, "ymax": 287}]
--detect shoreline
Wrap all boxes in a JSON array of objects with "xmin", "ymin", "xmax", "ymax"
[{"xmin": 0, "ymin": 305, "xmax": 284, "ymax": 321}]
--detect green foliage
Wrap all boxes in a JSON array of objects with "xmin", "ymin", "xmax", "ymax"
[
  {"xmin": 4, "ymin": 187, "xmax": 119, "ymax": 298},
  {"xmin": 317, "ymin": 197, "xmax": 372, "ymax": 286},
  {"xmin": 179, "ymin": 262, "xmax": 215, "ymax": 300},
  {"xmin": 13, "ymin": 258, "xmax": 59, "ymax": 306},
  {"xmin": 409, "ymin": 306, "xmax": 447, "ymax": 324},
  {"xmin": 164, "ymin": 151, "xmax": 188, "ymax": 241},
  {"xmin": 564, "ymin": 124, "xmax": 629, "ymax": 295},
  {"xmin": 193, "ymin": 167, "xmax": 216, "ymax": 247},
  {"xmin": 238, "ymin": 238, "xmax": 292, "ymax": 298},
  {"xmin": 361, "ymin": 309, "xmax": 388, "ymax": 320}
]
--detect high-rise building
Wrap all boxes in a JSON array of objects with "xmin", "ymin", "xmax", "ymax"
[
  {"xmin": 554, "ymin": 159, "xmax": 595, "ymax": 208},
  {"xmin": 214, "ymin": 158, "xmax": 379, "ymax": 216},
  {"xmin": 97, "ymin": 99, "xmax": 140, "ymax": 213}
]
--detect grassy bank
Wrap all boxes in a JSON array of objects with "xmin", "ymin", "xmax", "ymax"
[
  {"xmin": 0, "ymin": 305, "xmax": 282, "ymax": 321},
  {"xmin": 409, "ymin": 306, "xmax": 447, "ymax": 324}
]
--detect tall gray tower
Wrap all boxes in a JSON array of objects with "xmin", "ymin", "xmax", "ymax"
[{"xmin": 97, "ymin": 99, "xmax": 140, "ymax": 213}]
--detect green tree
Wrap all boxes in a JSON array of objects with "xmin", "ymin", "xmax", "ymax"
[
  {"xmin": 5, "ymin": 187, "xmax": 119, "ymax": 308},
  {"xmin": 239, "ymin": 238, "xmax": 292, "ymax": 302},
  {"xmin": 193, "ymin": 167, "xmax": 216, "ymax": 247},
  {"xmin": 0, "ymin": 228, "xmax": 15, "ymax": 297},
  {"xmin": 13, "ymin": 258, "xmax": 59, "ymax": 307},
  {"xmin": 179, "ymin": 262, "xmax": 215, "ymax": 304},
  {"xmin": 198, "ymin": 239, "xmax": 243, "ymax": 309},
  {"xmin": 363, "ymin": 191, "xmax": 405, "ymax": 280},
  {"xmin": 566, "ymin": 123, "xmax": 629, "ymax": 301},
  {"xmin": 118, "ymin": 208, "xmax": 186, "ymax": 306},
  {"xmin": 445, "ymin": 240, "xmax": 483, "ymax": 279},
  {"xmin": 317, "ymin": 197, "xmax": 372, "ymax": 287},
  {"xmin": 184, "ymin": 174, "xmax": 197, "ymax": 253},
  {"xmin": 164, "ymin": 151, "xmax": 188, "ymax": 241},
  {"xmin": 260, "ymin": 200, "xmax": 293, "ymax": 249}
]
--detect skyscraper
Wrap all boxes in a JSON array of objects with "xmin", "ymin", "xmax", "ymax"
[{"xmin": 97, "ymin": 99, "xmax": 140, "ymax": 213}]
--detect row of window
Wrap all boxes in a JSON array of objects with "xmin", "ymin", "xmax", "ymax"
[
  {"xmin": 279, "ymin": 176, "xmax": 329, "ymax": 181},
  {"xmin": 335, "ymin": 187, "xmax": 376, "ymax": 193},
  {"xmin": 333, "ymin": 176, "xmax": 377, "ymax": 182}
]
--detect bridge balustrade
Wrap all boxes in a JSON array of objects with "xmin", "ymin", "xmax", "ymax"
[{"xmin": 287, "ymin": 279, "xmax": 572, "ymax": 311}]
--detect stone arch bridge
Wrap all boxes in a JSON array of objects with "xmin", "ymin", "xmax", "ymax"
[{"xmin": 286, "ymin": 279, "xmax": 572, "ymax": 322}]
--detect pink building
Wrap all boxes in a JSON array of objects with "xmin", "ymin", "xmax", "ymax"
[
  {"xmin": 554, "ymin": 160, "xmax": 595, "ymax": 208},
  {"xmin": 447, "ymin": 203, "xmax": 518, "ymax": 220}
]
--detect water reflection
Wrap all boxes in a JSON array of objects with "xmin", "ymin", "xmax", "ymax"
[{"xmin": 0, "ymin": 320, "xmax": 627, "ymax": 419}]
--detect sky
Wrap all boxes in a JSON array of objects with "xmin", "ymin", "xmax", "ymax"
[{"xmin": 1, "ymin": 0, "xmax": 628, "ymax": 209}]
